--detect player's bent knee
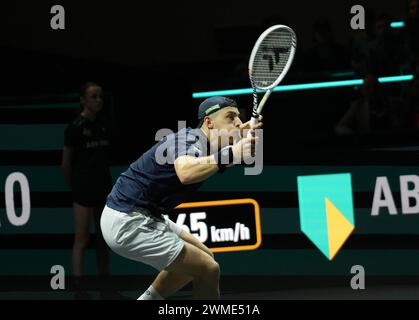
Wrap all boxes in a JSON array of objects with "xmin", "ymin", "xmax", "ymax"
[
  {"xmin": 201, "ymin": 260, "xmax": 220, "ymax": 278},
  {"xmin": 166, "ymin": 243, "xmax": 220, "ymax": 278},
  {"xmin": 179, "ymin": 230, "xmax": 214, "ymax": 259}
]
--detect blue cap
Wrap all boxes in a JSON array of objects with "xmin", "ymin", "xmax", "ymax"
[{"xmin": 198, "ymin": 96, "xmax": 238, "ymax": 120}]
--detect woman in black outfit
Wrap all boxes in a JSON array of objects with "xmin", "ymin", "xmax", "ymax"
[{"xmin": 62, "ymin": 82, "xmax": 112, "ymax": 299}]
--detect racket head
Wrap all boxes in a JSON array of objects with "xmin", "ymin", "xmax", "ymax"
[{"xmin": 248, "ymin": 25, "xmax": 297, "ymax": 91}]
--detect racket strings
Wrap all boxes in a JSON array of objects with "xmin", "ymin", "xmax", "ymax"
[{"xmin": 252, "ymin": 30, "xmax": 294, "ymax": 88}]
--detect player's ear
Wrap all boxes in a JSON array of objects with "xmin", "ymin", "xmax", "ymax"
[{"xmin": 205, "ymin": 116, "xmax": 214, "ymax": 129}]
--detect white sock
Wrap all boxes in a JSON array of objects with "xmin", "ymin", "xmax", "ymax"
[{"xmin": 137, "ymin": 285, "xmax": 164, "ymax": 300}]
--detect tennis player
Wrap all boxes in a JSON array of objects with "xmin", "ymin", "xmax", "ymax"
[{"xmin": 100, "ymin": 96, "xmax": 262, "ymax": 300}]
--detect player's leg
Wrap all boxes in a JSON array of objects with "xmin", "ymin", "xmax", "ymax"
[
  {"xmin": 147, "ymin": 230, "xmax": 214, "ymax": 299},
  {"xmin": 165, "ymin": 242, "xmax": 220, "ymax": 300},
  {"xmin": 141, "ymin": 214, "xmax": 216, "ymax": 299},
  {"xmin": 103, "ymin": 208, "xmax": 219, "ymax": 300},
  {"xmin": 144, "ymin": 270, "xmax": 192, "ymax": 299},
  {"xmin": 179, "ymin": 229, "xmax": 214, "ymax": 259}
]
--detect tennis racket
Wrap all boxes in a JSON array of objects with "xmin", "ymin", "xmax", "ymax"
[{"xmin": 249, "ymin": 25, "xmax": 297, "ymax": 127}]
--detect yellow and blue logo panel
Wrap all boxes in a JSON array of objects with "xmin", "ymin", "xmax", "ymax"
[{"xmin": 297, "ymin": 173, "xmax": 355, "ymax": 260}]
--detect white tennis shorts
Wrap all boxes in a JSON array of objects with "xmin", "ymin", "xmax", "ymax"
[{"xmin": 100, "ymin": 205, "xmax": 185, "ymax": 271}]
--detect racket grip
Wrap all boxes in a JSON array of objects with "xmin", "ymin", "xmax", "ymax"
[
  {"xmin": 250, "ymin": 117, "xmax": 258, "ymax": 128},
  {"xmin": 250, "ymin": 89, "xmax": 272, "ymax": 128}
]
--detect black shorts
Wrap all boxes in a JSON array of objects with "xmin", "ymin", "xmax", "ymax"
[
  {"xmin": 72, "ymin": 189, "xmax": 109, "ymax": 208},
  {"xmin": 71, "ymin": 172, "xmax": 112, "ymax": 208}
]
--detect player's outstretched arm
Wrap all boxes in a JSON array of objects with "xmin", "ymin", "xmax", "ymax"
[
  {"xmin": 174, "ymin": 155, "xmax": 219, "ymax": 185},
  {"xmin": 174, "ymin": 131, "xmax": 257, "ymax": 185}
]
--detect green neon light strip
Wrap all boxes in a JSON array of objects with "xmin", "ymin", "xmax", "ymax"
[
  {"xmin": 192, "ymin": 74, "xmax": 414, "ymax": 99},
  {"xmin": 391, "ymin": 21, "xmax": 405, "ymax": 28},
  {"xmin": 378, "ymin": 75, "xmax": 414, "ymax": 83}
]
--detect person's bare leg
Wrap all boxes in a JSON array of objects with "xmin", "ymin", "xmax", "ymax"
[
  {"xmin": 148, "ymin": 270, "xmax": 192, "ymax": 299},
  {"xmin": 72, "ymin": 203, "xmax": 93, "ymax": 276},
  {"xmin": 165, "ymin": 242, "xmax": 220, "ymax": 300},
  {"xmin": 148, "ymin": 230, "xmax": 215, "ymax": 299},
  {"xmin": 93, "ymin": 206, "xmax": 109, "ymax": 276}
]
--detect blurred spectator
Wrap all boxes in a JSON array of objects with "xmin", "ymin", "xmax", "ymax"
[
  {"xmin": 303, "ymin": 19, "xmax": 349, "ymax": 72},
  {"xmin": 336, "ymin": 74, "xmax": 404, "ymax": 134},
  {"xmin": 62, "ymin": 82, "xmax": 113, "ymax": 299}
]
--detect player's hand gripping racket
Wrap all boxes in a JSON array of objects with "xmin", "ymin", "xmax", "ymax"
[{"xmin": 249, "ymin": 25, "xmax": 297, "ymax": 127}]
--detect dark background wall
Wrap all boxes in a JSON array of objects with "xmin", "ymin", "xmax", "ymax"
[
  {"xmin": 0, "ymin": 1, "xmax": 407, "ymax": 66},
  {"xmin": 1, "ymin": 1, "xmax": 419, "ymax": 295},
  {"xmin": 0, "ymin": 1, "xmax": 414, "ymax": 163}
]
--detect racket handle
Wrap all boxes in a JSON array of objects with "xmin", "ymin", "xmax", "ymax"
[
  {"xmin": 250, "ymin": 117, "xmax": 258, "ymax": 127},
  {"xmin": 251, "ymin": 89, "xmax": 272, "ymax": 128}
]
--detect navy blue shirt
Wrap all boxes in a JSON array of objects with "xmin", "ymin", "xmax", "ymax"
[{"xmin": 106, "ymin": 127, "xmax": 209, "ymax": 217}]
